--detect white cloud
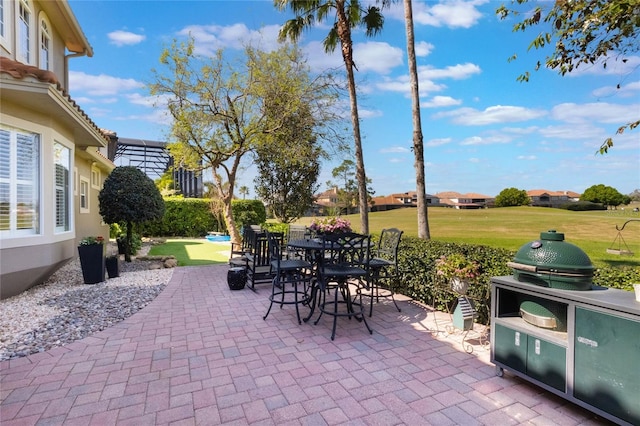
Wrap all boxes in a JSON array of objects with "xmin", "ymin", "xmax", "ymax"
[
  {"xmin": 425, "ymin": 137, "xmax": 452, "ymax": 147},
  {"xmin": 418, "ymin": 63, "xmax": 481, "ymax": 80},
  {"xmin": 460, "ymin": 135, "xmax": 511, "ymax": 145},
  {"xmin": 551, "ymin": 102, "xmax": 640, "ymax": 124},
  {"xmin": 421, "ymin": 96, "xmax": 462, "ymax": 108},
  {"xmin": 410, "ymin": 0, "xmax": 487, "ymax": 28},
  {"xmin": 568, "ymin": 55, "xmax": 640, "ymax": 77},
  {"xmin": 380, "ymin": 146, "xmax": 410, "ymax": 153},
  {"xmin": 69, "ymin": 71, "xmax": 144, "ymax": 96},
  {"xmin": 415, "ymin": 41, "xmax": 434, "ymax": 57},
  {"xmin": 305, "ymin": 40, "xmax": 403, "ymax": 74},
  {"xmin": 538, "ymin": 124, "xmax": 607, "ymax": 140},
  {"xmin": 108, "ymin": 30, "xmax": 146, "ymax": 46},
  {"xmin": 177, "ymin": 23, "xmax": 282, "ymax": 55},
  {"xmin": 517, "ymin": 155, "xmax": 537, "ymax": 160},
  {"xmin": 435, "ymin": 105, "xmax": 547, "ymax": 125},
  {"xmin": 354, "ymin": 42, "xmax": 403, "ymax": 74},
  {"xmin": 375, "ymin": 63, "xmax": 479, "ymax": 97},
  {"xmin": 386, "ymin": 0, "xmax": 487, "ymax": 28},
  {"xmin": 592, "ymin": 80, "xmax": 640, "ymax": 99}
]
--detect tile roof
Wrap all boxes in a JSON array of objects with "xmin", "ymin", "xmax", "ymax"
[{"xmin": 0, "ymin": 56, "xmax": 109, "ymax": 144}]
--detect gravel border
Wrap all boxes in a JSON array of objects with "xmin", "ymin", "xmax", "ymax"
[{"xmin": 0, "ymin": 244, "xmax": 174, "ymax": 361}]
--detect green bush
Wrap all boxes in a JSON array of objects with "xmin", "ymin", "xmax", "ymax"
[
  {"xmin": 395, "ymin": 237, "xmax": 514, "ymax": 324},
  {"xmin": 394, "ymin": 236, "xmax": 639, "ymax": 325},
  {"xmin": 138, "ymin": 197, "xmax": 221, "ymax": 237},
  {"xmin": 560, "ymin": 201, "xmax": 606, "ymax": 211},
  {"xmin": 232, "ymin": 199, "xmax": 267, "ymax": 228}
]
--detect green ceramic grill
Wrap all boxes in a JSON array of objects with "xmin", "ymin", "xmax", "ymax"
[{"xmin": 508, "ymin": 230, "xmax": 594, "ymax": 291}]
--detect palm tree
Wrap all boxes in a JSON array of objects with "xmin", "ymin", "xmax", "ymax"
[
  {"xmin": 275, "ymin": 0, "xmax": 388, "ymax": 235},
  {"xmin": 239, "ymin": 185, "xmax": 249, "ymax": 199},
  {"xmin": 403, "ymin": 0, "xmax": 430, "ymax": 239}
]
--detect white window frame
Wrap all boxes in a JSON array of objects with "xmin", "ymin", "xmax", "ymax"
[
  {"xmin": 91, "ymin": 167, "xmax": 100, "ymax": 189},
  {"xmin": 39, "ymin": 13, "xmax": 51, "ymax": 71},
  {"xmin": 17, "ymin": 0, "xmax": 34, "ymax": 65},
  {"xmin": 54, "ymin": 142, "xmax": 70, "ymax": 233},
  {"xmin": 0, "ymin": 0, "xmax": 13, "ymax": 52},
  {"xmin": 74, "ymin": 167, "xmax": 78, "ymax": 196},
  {"xmin": 79, "ymin": 176, "xmax": 89, "ymax": 213},
  {"xmin": 0, "ymin": 125, "xmax": 41, "ymax": 237}
]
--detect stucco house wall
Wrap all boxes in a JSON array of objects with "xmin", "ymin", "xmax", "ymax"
[{"xmin": 0, "ymin": 0, "xmax": 113, "ymax": 299}]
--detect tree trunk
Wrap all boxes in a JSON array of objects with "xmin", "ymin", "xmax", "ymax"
[
  {"xmin": 404, "ymin": 0, "xmax": 430, "ymax": 239},
  {"xmin": 336, "ymin": 0, "xmax": 369, "ymax": 235}
]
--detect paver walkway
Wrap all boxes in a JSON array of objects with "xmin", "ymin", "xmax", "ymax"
[{"xmin": 1, "ymin": 265, "xmax": 612, "ymax": 425}]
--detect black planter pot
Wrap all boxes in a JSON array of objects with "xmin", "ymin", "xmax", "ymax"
[
  {"xmin": 106, "ymin": 256, "xmax": 119, "ymax": 278},
  {"xmin": 78, "ymin": 244, "xmax": 106, "ymax": 284},
  {"xmin": 116, "ymin": 238, "xmax": 127, "ymax": 255}
]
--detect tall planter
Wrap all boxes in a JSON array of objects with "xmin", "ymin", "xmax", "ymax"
[{"xmin": 78, "ymin": 244, "xmax": 106, "ymax": 284}]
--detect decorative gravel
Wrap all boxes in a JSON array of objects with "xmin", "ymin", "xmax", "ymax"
[{"xmin": 0, "ymin": 245, "xmax": 174, "ymax": 361}]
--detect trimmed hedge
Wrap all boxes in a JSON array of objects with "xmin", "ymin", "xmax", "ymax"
[
  {"xmin": 390, "ymin": 236, "xmax": 640, "ymax": 325},
  {"xmin": 139, "ymin": 197, "xmax": 221, "ymax": 237}
]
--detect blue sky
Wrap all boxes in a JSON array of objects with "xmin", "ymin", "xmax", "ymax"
[{"xmin": 67, "ymin": 0, "xmax": 639, "ymax": 198}]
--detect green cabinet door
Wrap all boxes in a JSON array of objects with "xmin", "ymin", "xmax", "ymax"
[
  {"xmin": 574, "ymin": 307, "xmax": 640, "ymax": 425},
  {"xmin": 526, "ymin": 335, "xmax": 566, "ymax": 392},
  {"xmin": 494, "ymin": 323, "xmax": 527, "ymax": 373}
]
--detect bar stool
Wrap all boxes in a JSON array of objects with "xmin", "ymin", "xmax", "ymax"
[{"xmin": 263, "ymin": 232, "xmax": 312, "ymax": 324}]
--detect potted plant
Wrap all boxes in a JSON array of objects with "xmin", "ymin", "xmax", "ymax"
[
  {"xmin": 435, "ymin": 253, "xmax": 480, "ymax": 295},
  {"xmin": 105, "ymin": 251, "xmax": 119, "ymax": 278},
  {"xmin": 78, "ymin": 236, "xmax": 106, "ymax": 284},
  {"xmin": 309, "ymin": 216, "xmax": 352, "ymax": 236}
]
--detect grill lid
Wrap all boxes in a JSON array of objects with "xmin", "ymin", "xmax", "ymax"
[{"xmin": 509, "ymin": 230, "xmax": 594, "ymax": 290}]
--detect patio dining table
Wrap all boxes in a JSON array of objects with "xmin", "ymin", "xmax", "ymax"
[{"xmin": 287, "ymin": 236, "xmax": 372, "ymax": 339}]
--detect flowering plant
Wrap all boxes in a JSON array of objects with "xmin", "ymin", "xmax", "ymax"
[
  {"xmin": 79, "ymin": 236, "xmax": 104, "ymax": 246},
  {"xmin": 435, "ymin": 253, "xmax": 480, "ymax": 281},
  {"xmin": 309, "ymin": 216, "xmax": 352, "ymax": 234}
]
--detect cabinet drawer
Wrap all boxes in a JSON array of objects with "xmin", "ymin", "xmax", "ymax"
[
  {"xmin": 494, "ymin": 323, "xmax": 527, "ymax": 373},
  {"xmin": 526, "ymin": 335, "xmax": 566, "ymax": 392},
  {"xmin": 574, "ymin": 307, "xmax": 640, "ymax": 425}
]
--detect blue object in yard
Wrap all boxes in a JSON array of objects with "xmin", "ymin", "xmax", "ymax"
[
  {"xmin": 453, "ymin": 296, "xmax": 477, "ymax": 331},
  {"xmin": 206, "ymin": 235, "xmax": 231, "ymax": 242}
]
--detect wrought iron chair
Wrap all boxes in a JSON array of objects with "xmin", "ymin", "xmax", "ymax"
[
  {"xmin": 285, "ymin": 224, "xmax": 311, "ymax": 259},
  {"xmin": 365, "ymin": 228, "xmax": 403, "ymax": 317},
  {"xmin": 314, "ymin": 232, "xmax": 373, "ymax": 340},
  {"xmin": 245, "ymin": 231, "xmax": 281, "ymax": 291},
  {"xmin": 263, "ymin": 232, "xmax": 312, "ymax": 324}
]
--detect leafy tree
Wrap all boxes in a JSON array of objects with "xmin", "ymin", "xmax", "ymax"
[
  {"xmin": 99, "ymin": 166, "xmax": 165, "ymax": 262},
  {"xmin": 326, "ymin": 159, "xmax": 374, "ymax": 214},
  {"xmin": 155, "ymin": 168, "xmax": 178, "ymax": 196},
  {"xmin": 255, "ymin": 103, "xmax": 323, "ymax": 223},
  {"xmin": 402, "ymin": 0, "xmax": 430, "ymax": 239},
  {"xmin": 496, "ymin": 0, "xmax": 640, "ymax": 153},
  {"xmin": 276, "ymin": 0, "xmax": 390, "ymax": 234},
  {"xmin": 580, "ymin": 184, "xmax": 628, "ymax": 208},
  {"xmin": 149, "ymin": 40, "xmax": 340, "ymax": 245},
  {"xmin": 495, "ymin": 187, "xmax": 530, "ymax": 207}
]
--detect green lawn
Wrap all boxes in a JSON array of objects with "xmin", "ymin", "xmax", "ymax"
[
  {"xmin": 148, "ymin": 238, "xmax": 231, "ymax": 266},
  {"xmin": 298, "ymin": 206, "xmax": 640, "ymax": 268},
  {"xmin": 150, "ymin": 206, "xmax": 640, "ymax": 268}
]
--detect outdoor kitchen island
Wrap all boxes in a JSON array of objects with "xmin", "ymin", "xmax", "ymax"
[{"xmin": 490, "ymin": 276, "xmax": 640, "ymax": 426}]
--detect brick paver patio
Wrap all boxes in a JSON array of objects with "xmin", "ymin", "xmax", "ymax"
[{"xmin": 0, "ymin": 265, "xmax": 612, "ymax": 425}]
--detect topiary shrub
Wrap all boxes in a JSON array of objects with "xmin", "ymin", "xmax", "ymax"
[{"xmin": 99, "ymin": 166, "xmax": 164, "ymax": 261}]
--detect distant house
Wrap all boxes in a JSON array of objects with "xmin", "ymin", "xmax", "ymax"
[
  {"xmin": 369, "ymin": 191, "xmax": 439, "ymax": 212},
  {"xmin": 435, "ymin": 192, "xmax": 494, "ymax": 209},
  {"xmin": 527, "ymin": 189, "xmax": 580, "ymax": 208},
  {"xmin": 1, "ymin": 0, "xmax": 113, "ymax": 299}
]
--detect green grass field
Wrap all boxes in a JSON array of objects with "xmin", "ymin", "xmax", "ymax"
[
  {"xmin": 150, "ymin": 206, "xmax": 640, "ymax": 268},
  {"xmin": 298, "ymin": 206, "xmax": 640, "ymax": 268}
]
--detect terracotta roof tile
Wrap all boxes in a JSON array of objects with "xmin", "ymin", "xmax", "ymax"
[{"xmin": 0, "ymin": 57, "xmax": 109, "ymax": 144}]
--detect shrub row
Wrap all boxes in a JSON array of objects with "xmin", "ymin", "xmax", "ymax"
[
  {"xmin": 392, "ymin": 236, "xmax": 640, "ymax": 325},
  {"xmin": 139, "ymin": 197, "xmax": 220, "ymax": 237}
]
